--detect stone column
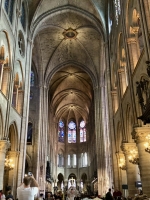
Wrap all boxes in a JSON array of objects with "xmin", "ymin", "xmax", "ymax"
[
  {"xmin": 133, "ymin": 125, "xmax": 150, "ymax": 196},
  {"xmin": 118, "ymin": 153, "xmax": 127, "ymax": 193},
  {"xmin": 140, "ymin": 0, "xmax": 150, "ymax": 32},
  {"xmin": 138, "ymin": 0, "xmax": 150, "ymax": 59},
  {"xmin": 122, "ymin": 143, "xmax": 140, "ymax": 196},
  {"xmin": 0, "ymin": 140, "xmax": 10, "ymax": 189},
  {"xmin": 7, "ymin": 151, "xmax": 19, "ymax": 197},
  {"xmin": 127, "ymin": 38, "xmax": 139, "ymax": 71},
  {"xmin": 37, "ymin": 85, "xmax": 49, "ymax": 192},
  {"xmin": 94, "ymin": 86, "xmax": 106, "ymax": 196},
  {"xmin": 0, "ymin": 61, "xmax": 4, "ymax": 87},
  {"xmin": 12, "ymin": 86, "xmax": 18, "ymax": 108},
  {"xmin": 111, "ymin": 90, "xmax": 118, "ymax": 113},
  {"xmin": 118, "ymin": 68, "xmax": 127, "ymax": 96},
  {"xmin": 17, "ymin": 90, "xmax": 24, "ymax": 115},
  {"xmin": 1, "ymin": 66, "xmax": 11, "ymax": 96}
]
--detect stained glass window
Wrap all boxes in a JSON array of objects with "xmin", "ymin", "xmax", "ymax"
[
  {"xmin": 21, "ymin": 2, "xmax": 26, "ymax": 30},
  {"xmin": 68, "ymin": 121, "xmax": 76, "ymax": 143},
  {"xmin": 58, "ymin": 120, "xmax": 65, "ymax": 142},
  {"xmin": 27, "ymin": 122, "xmax": 33, "ymax": 145},
  {"xmin": 80, "ymin": 120, "xmax": 86, "ymax": 142},
  {"xmin": 4, "ymin": 0, "xmax": 14, "ymax": 23},
  {"xmin": 114, "ymin": 0, "xmax": 121, "ymax": 25},
  {"xmin": 9, "ymin": 0, "xmax": 14, "ymax": 23},
  {"xmin": 5, "ymin": 0, "xmax": 9, "ymax": 13},
  {"xmin": 30, "ymin": 71, "xmax": 34, "ymax": 87}
]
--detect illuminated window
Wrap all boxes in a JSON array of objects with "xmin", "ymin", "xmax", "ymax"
[
  {"xmin": 80, "ymin": 152, "xmax": 88, "ymax": 167},
  {"xmin": 80, "ymin": 120, "xmax": 86, "ymax": 142},
  {"xmin": 68, "ymin": 155, "xmax": 70, "ymax": 166},
  {"xmin": 68, "ymin": 121, "xmax": 76, "ymax": 143},
  {"xmin": 30, "ymin": 71, "xmax": 34, "ymax": 87},
  {"xmin": 114, "ymin": 0, "xmax": 121, "ymax": 25},
  {"xmin": 5, "ymin": 0, "xmax": 14, "ymax": 23},
  {"xmin": 58, "ymin": 120, "xmax": 65, "ymax": 143},
  {"xmin": 27, "ymin": 122, "xmax": 33, "ymax": 145},
  {"xmin": 21, "ymin": 2, "xmax": 26, "ymax": 30},
  {"xmin": 73, "ymin": 154, "xmax": 76, "ymax": 166},
  {"xmin": 58, "ymin": 154, "xmax": 64, "ymax": 167}
]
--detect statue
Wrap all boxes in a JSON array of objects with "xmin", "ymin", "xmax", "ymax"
[
  {"xmin": 146, "ymin": 61, "xmax": 150, "ymax": 77},
  {"xmin": 136, "ymin": 81, "xmax": 145, "ymax": 113}
]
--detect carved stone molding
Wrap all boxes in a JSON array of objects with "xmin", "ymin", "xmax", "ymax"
[
  {"xmin": 3, "ymin": 66, "xmax": 11, "ymax": 72},
  {"xmin": 132, "ymin": 125, "xmax": 150, "ymax": 143},
  {"xmin": 127, "ymin": 37, "xmax": 137, "ymax": 44},
  {"xmin": 118, "ymin": 68, "xmax": 125, "ymax": 74},
  {"xmin": 121, "ymin": 142, "xmax": 137, "ymax": 155},
  {"xmin": 111, "ymin": 90, "xmax": 117, "ymax": 96},
  {"xmin": 0, "ymin": 59, "xmax": 5, "ymax": 65},
  {"xmin": 0, "ymin": 140, "xmax": 10, "ymax": 154},
  {"xmin": 7, "ymin": 151, "xmax": 20, "ymax": 157}
]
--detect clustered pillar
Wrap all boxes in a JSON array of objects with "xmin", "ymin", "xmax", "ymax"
[{"xmin": 0, "ymin": 140, "xmax": 10, "ymax": 190}]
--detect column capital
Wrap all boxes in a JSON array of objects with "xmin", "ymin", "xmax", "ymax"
[
  {"xmin": 132, "ymin": 125, "xmax": 150, "ymax": 143},
  {"xmin": 0, "ymin": 59, "xmax": 5, "ymax": 65},
  {"xmin": 8, "ymin": 150, "xmax": 20, "ymax": 157},
  {"xmin": 3, "ymin": 66, "xmax": 11, "ymax": 72},
  {"xmin": 127, "ymin": 37, "xmax": 137, "ymax": 44},
  {"xmin": 0, "ymin": 140, "xmax": 10, "ymax": 153},
  {"xmin": 121, "ymin": 142, "xmax": 137, "ymax": 155},
  {"xmin": 111, "ymin": 90, "xmax": 117, "ymax": 95},
  {"xmin": 118, "ymin": 68, "xmax": 125, "ymax": 73}
]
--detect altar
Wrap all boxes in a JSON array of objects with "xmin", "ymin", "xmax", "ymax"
[{"xmin": 68, "ymin": 177, "xmax": 76, "ymax": 188}]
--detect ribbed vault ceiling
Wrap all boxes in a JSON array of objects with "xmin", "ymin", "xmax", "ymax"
[
  {"xmin": 49, "ymin": 66, "xmax": 93, "ymax": 122},
  {"xmin": 31, "ymin": 0, "xmax": 105, "ymax": 122},
  {"xmin": 28, "ymin": 0, "xmax": 106, "ymax": 28}
]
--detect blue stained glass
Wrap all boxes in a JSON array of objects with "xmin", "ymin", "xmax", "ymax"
[
  {"xmin": 59, "ymin": 120, "xmax": 64, "ymax": 128},
  {"xmin": 27, "ymin": 123, "xmax": 32, "ymax": 145},
  {"xmin": 30, "ymin": 71, "xmax": 34, "ymax": 86},
  {"xmin": 21, "ymin": 2, "xmax": 26, "ymax": 30},
  {"xmin": 5, "ymin": 0, "xmax": 9, "ymax": 13},
  {"xmin": 58, "ymin": 120, "xmax": 65, "ymax": 143},
  {"xmin": 9, "ymin": 0, "xmax": 14, "ymax": 23}
]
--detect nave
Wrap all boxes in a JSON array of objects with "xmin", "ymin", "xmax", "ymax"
[{"xmin": 1, "ymin": 0, "xmax": 150, "ymax": 199}]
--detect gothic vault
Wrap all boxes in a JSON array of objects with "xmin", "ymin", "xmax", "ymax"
[{"xmin": 0, "ymin": 0, "xmax": 150, "ymax": 199}]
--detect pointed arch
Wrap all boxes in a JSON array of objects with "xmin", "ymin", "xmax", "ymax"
[
  {"xmin": 0, "ymin": 108, "xmax": 3, "ymax": 139},
  {"xmin": 8, "ymin": 122, "xmax": 19, "ymax": 151}
]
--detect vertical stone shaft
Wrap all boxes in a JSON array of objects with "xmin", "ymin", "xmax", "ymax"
[
  {"xmin": 127, "ymin": 38, "xmax": 139, "ymax": 70},
  {"xmin": 0, "ymin": 140, "xmax": 10, "ymax": 189},
  {"xmin": 134, "ymin": 126, "xmax": 150, "ymax": 196},
  {"xmin": 1, "ymin": 67, "xmax": 10, "ymax": 96},
  {"xmin": 122, "ymin": 143, "xmax": 140, "ymax": 196}
]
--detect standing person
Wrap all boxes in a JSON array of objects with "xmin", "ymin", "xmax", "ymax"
[
  {"xmin": 6, "ymin": 191, "xmax": 14, "ymax": 200},
  {"xmin": 113, "ymin": 188, "xmax": 122, "ymax": 200},
  {"xmin": 39, "ymin": 193, "xmax": 45, "ymax": 200},
  {"xmin": 17, "ymin": 175, "xmax": 39, "ymax": 200},
  {"xmin": 45, "ymin": 192, "xmax": 53, "ymax": 200},
  {"xmin": 106, "ymin": 189, "xmax": 113, "ymax": 200},
  {"xmin": 1, "ymin": 191, "xmax": 6, "ymax": 200}
]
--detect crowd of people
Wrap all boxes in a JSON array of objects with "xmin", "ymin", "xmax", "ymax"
[
  {"xmin": 105, "ymin": 188, "xmax": 148, "ymax": 200},
  {"xmin": 0, "ymin": 190, "xmax": 14, "ymax": 200},
  {"xmin": 0, "ymin": 176, "xmax": 148, "ymax": 200}
]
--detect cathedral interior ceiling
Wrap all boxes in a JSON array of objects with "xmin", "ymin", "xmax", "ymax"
[
  {"xmin": 32, "ymin": 11, "xmax": 102, "ymax": 80},
  {"xmin": 28, "ymin": 0, "xmax": 106, "ymax": 28},
  {"xmin": 49, "ymin": 65, "xmax": 93, "ymax": 122},
  {"xmin": 31, "ymin": 0, "xmax": 105, "ymax": 122}
]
